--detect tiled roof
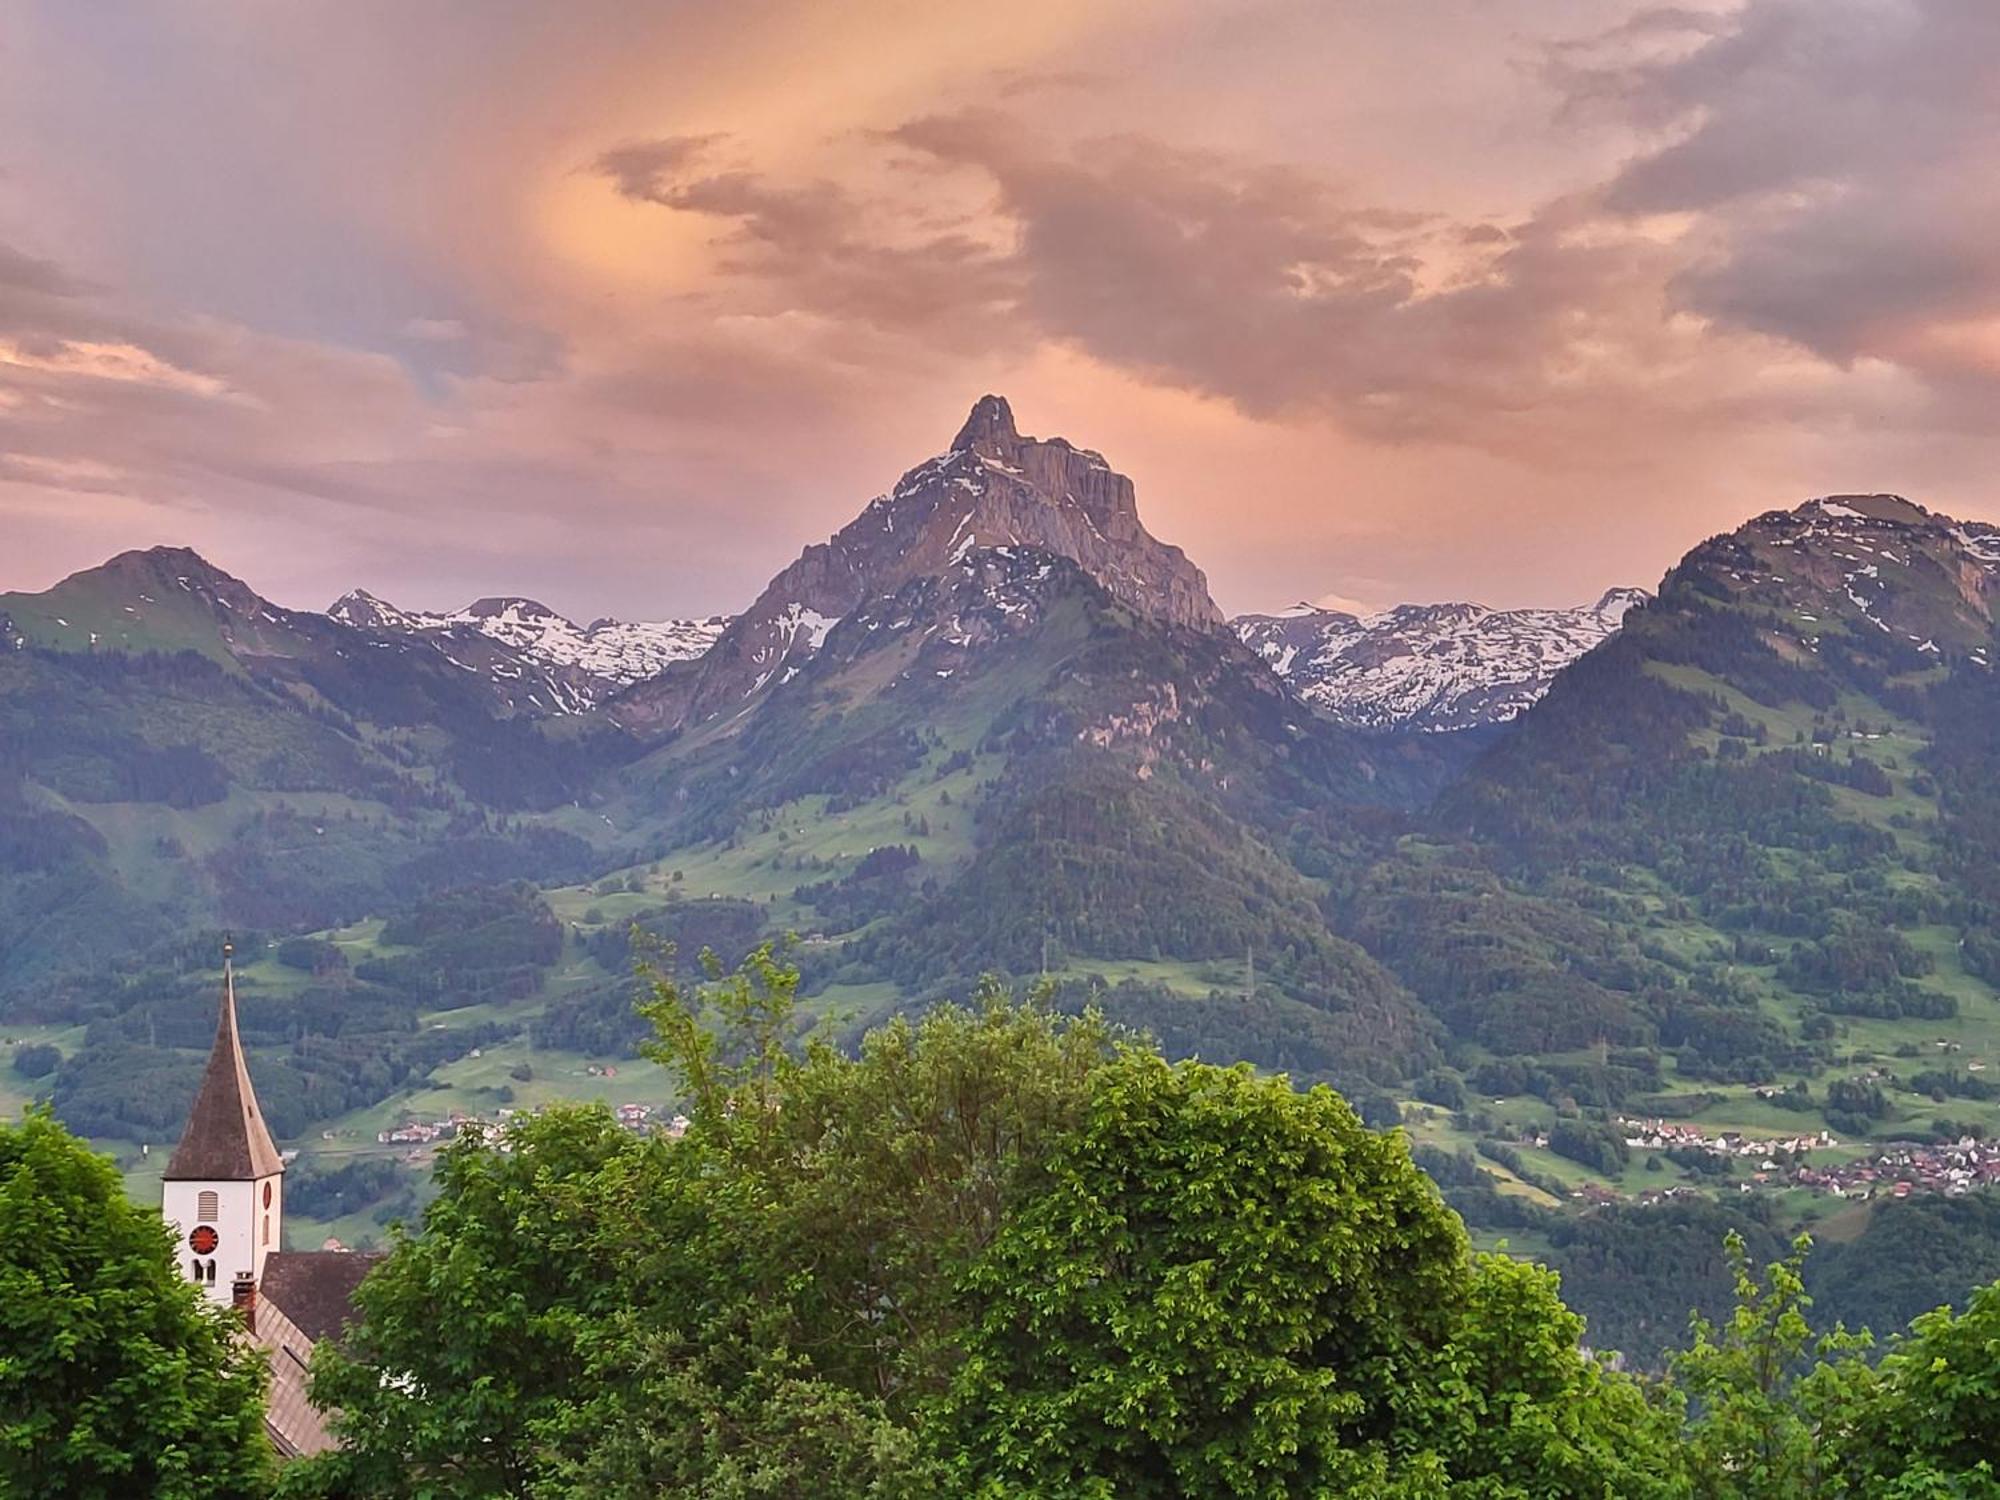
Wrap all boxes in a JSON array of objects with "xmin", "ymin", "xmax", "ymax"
[
  {"xmin": 252, "ymin": 1297, "xmax": 336, "ymax": 1459},
  {"xmin": 164, "ymin": 960, "xmax": 284, "ymax": 1181},
  {"xmin": 260, "ymin": 1250, "xmax": 386, "ymax": 1345}
]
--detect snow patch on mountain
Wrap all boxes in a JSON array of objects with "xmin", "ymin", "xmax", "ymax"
[
  {"xmin": 1232, "ymin": 588, "xmax": 1647, "ymax": 732},
  {"xmin": 327, "ymin": 589, "xmax": 728, "ymax": 712}
]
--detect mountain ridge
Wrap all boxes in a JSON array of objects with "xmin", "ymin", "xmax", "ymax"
[
  {"xmin": 326, "ymin": 588, "xmax": 726, "ymax": 715},
  {"xmin": 1232, "ymin": 586, "xmax": 1650, "ymax": 732}
]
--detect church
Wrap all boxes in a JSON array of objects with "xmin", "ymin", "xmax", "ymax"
[{"xmin": 161, "ymin": 945, "xmax": 382, "ymax": 1458}]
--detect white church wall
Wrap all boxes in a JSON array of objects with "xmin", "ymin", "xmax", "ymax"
[{"xmin": 163, "ymin": 1174, "xmax": 278, "ymax": 1307}]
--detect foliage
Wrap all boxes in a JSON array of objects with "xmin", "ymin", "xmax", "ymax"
[
  {"xmin": 292, "ymin": 949, "xmax": 1681, "ymax": 1498},
  {"xmin": 287, "ymin": 1106, "xmax": 658, "ymax": 1499},
  {"xmin": 929, "ymin": 1052, "xmax": 1680, "ymax": 1497},
  {"xmin": 1548, "ymin": 1116, "xmax": 1630, "ymax": 1175},
  {"xmin": 1543, "ymin": 1199, "xmax": 1787, "ymax": 1369},
  {"xmin": 283, "ymin": 1156, "xmax": 408, "ymax": 1223},
  {"xmin": 1833, "ymin": 1282, "xmax": 2000, "ymax": 1495},
  {"xmin": 10, "ymin": 1041, "xmax": 58, "ymax": 1079},
  {"xmin": 1674, "ymin": 1233, "xmax": 1875, "ymax": 1498},
  {"xmin": 0, "ymin": 1109, "xmax": 270, "ymax": 1499}
]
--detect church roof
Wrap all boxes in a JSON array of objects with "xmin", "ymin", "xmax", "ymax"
[
  {"xmin": 164, "ymin": 956, "xmax": 285, "ymax": 1181},
  {"xmin": 252, "ymin": 1295, "xmax": 336, "ymax": 1460},
  {"xmin": 260, "ymin": 1251, "xmax": 386, "ymax": 1344}
]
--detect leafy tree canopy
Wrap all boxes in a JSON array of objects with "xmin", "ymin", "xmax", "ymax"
[
  {"xmin": 0, "ymin": 1108, "xmax": 270, "ymax": 1500},
  {"xmin": 291, "ymin": 947, "xmax": 1680, "ymax": 1497}
]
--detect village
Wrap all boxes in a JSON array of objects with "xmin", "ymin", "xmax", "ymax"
[
  {"xmin": 1617, "ymin": 1118, "xmax": 2000, "ymax": 1203},
  {"xmin": 373, "ymin": 1100, "xmax": 686, "ymax": 1154}
]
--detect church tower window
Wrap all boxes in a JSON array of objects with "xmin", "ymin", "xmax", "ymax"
[{"xmin": 198, "ymin": 1189, "xmax": 219, "ymax": 1221}]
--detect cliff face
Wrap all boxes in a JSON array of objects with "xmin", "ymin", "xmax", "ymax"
[{"xmin": 610, "ymin": 395, "xmax": 1221, "ymax": 733}]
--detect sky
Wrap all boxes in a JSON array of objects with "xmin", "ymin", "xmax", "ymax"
[{"xmin": 2, "ymin": 0, "xmax": 1997, "ymax": 621}]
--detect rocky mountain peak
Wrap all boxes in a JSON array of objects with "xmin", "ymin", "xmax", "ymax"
[
  {"xmin": 1591, "ymin": 587, "xmax": 1652, "ymax": 623},
  {"xmin": 88, "ymin": 547, "xmax": 281, "ymax": 622},
  {"xmin": 457, "ymin": 597, "xmax": 561, "ymax": 624},
  {"xmin": 951, "ymin": 393, "xmax": 1021, "ymax": 455},
  {"xmin": 610, "ymin": 397, "xmax": 1223, "ymax": 733},
  {"xmin": 1671, "ymin": 492, "xmax": 2000, "ymax": 659},
  {"xmin": 328, "ymin": 589, "xmax": 415, "ymax": 633},
  {"xmin": 322, "ymin": 587, "xmax": 727, "ymax": 716}
]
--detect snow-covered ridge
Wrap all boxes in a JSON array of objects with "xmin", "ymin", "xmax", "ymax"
[
  {"xmin": 1231, "ymin": 588, "xmax": 1647, "ymax": 733},
  {"xmin": 327, "ymin": 589, "xmax": 728, "ymax": 712}
]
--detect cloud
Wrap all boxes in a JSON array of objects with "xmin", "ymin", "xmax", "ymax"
[
  {"xmin": 0, "ymin": 241, "xmax": 90, "ymax": 298},
  {"xmin": 581, "ymin": 1, "xmax": 2000, "ymax": 463},
  {"xmin": 593, "ymin": 135, "xmax": 728, "ymax": 204},
  {"xmin": 400, "ymin": 317, "xmax": 468, "ymax": 342},
  {"xmin": 1572, "ymin": 0, "xmax": 2000, "ymax": 389},
  {"xmin": 6, "ymin": 0, "xmax": 2000, "ymax": 623},
  {"xmin": 585, "ymin": 106, "xmax": 1794, "ymax": 457},
  {"xmin": 588, "ymin": 133, "xmax": 1024, "ymax": 344}
]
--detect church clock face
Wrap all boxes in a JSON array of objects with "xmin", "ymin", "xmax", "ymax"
[{"xmin": 189, "ymin": 1225, "xmax": 219, "ymax": 1255}]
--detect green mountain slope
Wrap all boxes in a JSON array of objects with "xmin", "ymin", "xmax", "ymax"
[
  {"xmin": 0, "ymin": 549, "xmax": 635, "ymax": 980},
  {"xmin": 609, "ymin": 546, "xmax": 1445, "ymax": 1082},
  {"xmin": 1347, "ymin": 495, "xmax": 2000, "ymax": 1143}
]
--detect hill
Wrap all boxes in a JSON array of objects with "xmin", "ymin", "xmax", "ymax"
[
  {"xmin": 0, "ymin": 548, "xmax": 634, "ymax": 980},
  {"xmin": 1341, "ymin": 494, "xmax": 2000, "ymax": 1222}
]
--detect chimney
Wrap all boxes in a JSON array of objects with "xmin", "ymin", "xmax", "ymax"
[{"xmin": 231, "ymin": 1273, "xmax": 258, "ymax": 1334}]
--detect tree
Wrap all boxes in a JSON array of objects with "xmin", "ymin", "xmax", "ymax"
[
  {"xmin": 293, "ymin": 946, "xmax": 1690, "ymax": 1497},
  {"xmin": 1828, "ymin": 1281, "xmax": 2000, "ymax": 1496},
  {"xmin": 538, "ymin": 959, "xmax": 1117, "ymax": 1496},
  {"xmin": 927, "ymin": 1052, "xmax": 1683, "ymax": 1498},
  {"xmin": 0, "ymin": 1108, "xmax": 270, "ymax": 1499},
  {"xmin": 10, "ymin": 1042, "xmax": 58, "ymax": 1080},
  {"xmin": 288, "ymin": 1105, "xmax": 661, "ymax": 1499},
  {"xmin": 1674, "ymin": 1232, "xmax": 1874, "ymax": 1499}
]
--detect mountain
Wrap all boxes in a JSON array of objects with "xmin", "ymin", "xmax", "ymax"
[
  {"xmin": 1232, "ymin": 588, "xmax": 1649, "ymax": 732},
  {"xmin": 20, "ymin": 475, "xmax": 2000, "ymax": 1361},
  {"xmin": 596, "ymin": 406, "xmax": 1447, "ymax": 1079},
  {"xmin": 2, "ymin": 546, "xmax": 358, "ymax": 665},
  {"xmin": 1350, "ymin": 492, "xmax": 2000, "ymax": 1061},
  {"xmin": 326, "ymin": 590, "xmax": 727, "ymax": 715},
  {"xmin": 609, "ymin": 396, "xmax": 1223, "ymax": 733},
  {"xmin": 611, "ymin": 544, "xmax": 1442, "ymax": 1080},
  {"xmin": 0, "ymin": 548, "xmax": 626, "ymax": 979}
]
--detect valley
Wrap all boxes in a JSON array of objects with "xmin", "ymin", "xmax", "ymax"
[{"xmin": 8, "ymin": 403, "xmax": 2000, "ymax": 1360}]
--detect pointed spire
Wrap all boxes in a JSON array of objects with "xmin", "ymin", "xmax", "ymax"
[{"xmin": 164, "ymin": 941, "xmax": 284, "ymax": 1181}]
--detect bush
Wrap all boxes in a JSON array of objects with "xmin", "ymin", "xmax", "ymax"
[
  {"xmin": 1549, "ymin": 1117, "xmax": 1630, "ymax": 1176},
  {"xmin": 10, "ymin": 1042, "xmax": 58, "ymax": 1079}
]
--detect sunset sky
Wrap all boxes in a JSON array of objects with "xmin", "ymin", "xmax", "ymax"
[{"xmin": 3, "ymin": 0, "xmax": 1996, "ymax": 621}]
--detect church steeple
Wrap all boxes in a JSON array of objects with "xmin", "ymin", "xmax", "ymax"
[
  {"xmin": 165, "ymin": 945, "xmax": 283, "ymax": 1181},
  {"xmin": 162, "ymin": 942, "xmax": 286, "ymax": 1307}
]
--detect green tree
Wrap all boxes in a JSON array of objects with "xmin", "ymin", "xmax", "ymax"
[
  {"xmin": 1831, "ymin": 1281, "xmax": 2000, "ymax": 1496},
  {"xmin": 1674, "ymin": 1232, "xmax": 1874, "ymax": 1499},
  {"xmin": 0, "ymin": 1107, "xmax": 270, "ymax": 1499},
  {"xmin": 928, "ymin": 1052, "xmax": 1683, "ymax": 1498},
  {"xmin": 9, "ymin": 1042, "xmax": 58, "ymax": 1080},
  {"xmin": 295, "ymin": 946, "xmax": 1703, "ymax": 1498},
  {"xmin": 536, "ymin": 958, "xmax": 1115, "ymax": 1496},
  {"xmin": 287, "ymin": 1104, "xmax": 660, "ymax": 1499}
]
